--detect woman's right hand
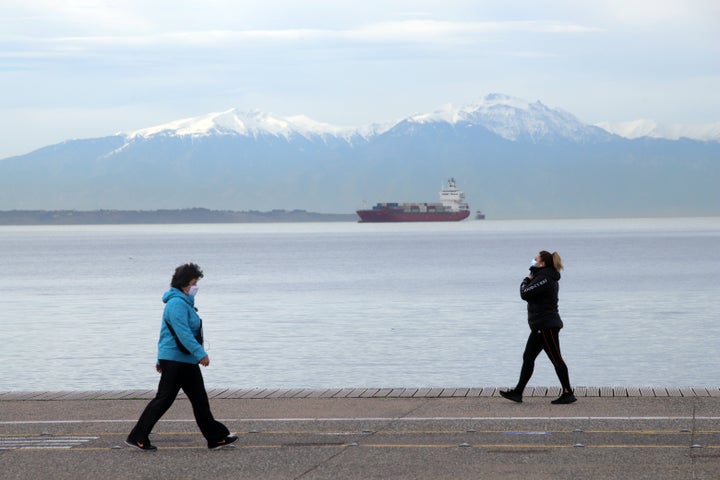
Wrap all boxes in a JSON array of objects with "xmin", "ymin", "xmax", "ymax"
[{"xmin": 199, "ymin": 355, "xmax": 210, "ymax": 367}]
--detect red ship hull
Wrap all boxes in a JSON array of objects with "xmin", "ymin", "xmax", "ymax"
[{"xmin": 356, "ymin": 209, "xmax": 470, "ymax": 223}]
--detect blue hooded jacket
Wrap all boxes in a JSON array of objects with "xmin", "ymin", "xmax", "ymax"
[{"xmin": 158, "ymin": 288, "xmax": 208, "ymax": 364}]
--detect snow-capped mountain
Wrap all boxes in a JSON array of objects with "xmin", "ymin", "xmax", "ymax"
[
  {"xmin": 405, "ymin": 93, "xmax": 611, "ymax": 143},
  {"xmin": 122, "ymin": 93, "xmax": 613, "ymax": 145},
  {"xmin": 128, "ymin": 108, "xmax": 365, "ymax": 143},
  {"xmin": 1, "ymin": 93, "xmax": 718, "ymax": 218},
  {"xmin": 120, "ymin": 93, "xmax": 717, "ymax": 145}
]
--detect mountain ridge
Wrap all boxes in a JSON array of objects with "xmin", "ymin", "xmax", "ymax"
[
  {"xmin": 1, "ymin": 93, "xmax": 718, "ymax": 218},
  {"xmin": 595, "ymin": 119, "xmax": 720, "ymax": 141},
  {"xmin": 113, "ymin": 93, "xmax": 718, "ymax": 145}
]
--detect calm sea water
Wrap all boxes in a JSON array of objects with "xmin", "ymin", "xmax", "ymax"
[{"xmin": 1, "ymin": 217, "xmax": 718, "ymax": 392}]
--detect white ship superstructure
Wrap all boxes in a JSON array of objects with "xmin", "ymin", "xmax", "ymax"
[{"xmin": 439, "ymin": 178, "xmax": 470, "ymax": 213}]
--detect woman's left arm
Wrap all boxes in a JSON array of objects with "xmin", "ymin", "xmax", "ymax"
[
  {"xmin": 520, "ymin": 274, "xmax": 552, "ymax": 301},
  {"xmin": 166, "ymin": 302, "xmax": 208, "ymax": 362}
]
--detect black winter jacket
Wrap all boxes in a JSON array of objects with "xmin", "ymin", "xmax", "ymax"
[{"xmin": 520, "ymin": 266, "xmax": 563, "ymax": 330}]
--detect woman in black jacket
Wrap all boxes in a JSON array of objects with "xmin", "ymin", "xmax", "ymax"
[{"xmin": 500, "ymin": 250, "xmax": 576, "ymax": 404}]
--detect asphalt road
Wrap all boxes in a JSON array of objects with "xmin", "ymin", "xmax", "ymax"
[{"xmin": 1, "ymin": 393, "xmax": 719, "ymax": 479}]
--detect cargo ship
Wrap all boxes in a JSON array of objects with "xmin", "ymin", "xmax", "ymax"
[{"xmin": 356, "ymin": 178, "xmax": 471, "ymax": 222}]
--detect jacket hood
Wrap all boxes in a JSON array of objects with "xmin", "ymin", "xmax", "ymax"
[
  {"xmin": 530, "ymin": 266, "xmax": 561, "ymax": 281},
  {"xmin": 162, "ymin": 287, "xmax": 195, "ymax": 306}
]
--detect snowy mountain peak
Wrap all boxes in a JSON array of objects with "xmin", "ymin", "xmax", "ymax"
[
  {"xmin": 473, "ymin": 92, "xmax": 540, "ymax": 111},
  {"xmin": 407, "ymin": 93, "xmax": 599, "ymax": 142},
  {"xmin": 408, "ymin": 93, "xmax": 537, "ymax": 124},
  {"xmin": 128, "ymin": 108, "xmax": 359, "ymax": 142}
]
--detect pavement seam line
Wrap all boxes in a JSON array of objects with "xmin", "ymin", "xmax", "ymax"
[
  {"xmin": 290, "ymin": 398, "xmax": 434, "ymax": 480},
  {"xmin": 290, "ymin": 444, "xmax": 353, "ymax": 480}
]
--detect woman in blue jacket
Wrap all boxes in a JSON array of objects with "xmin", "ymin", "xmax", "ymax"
[
  {"xmin": 126, "ymin": 263, "xmax": 238, "ymax": 450},
  {"xmin": 500, "ymin": 251, "xmax": 576, "ymax": 405}
]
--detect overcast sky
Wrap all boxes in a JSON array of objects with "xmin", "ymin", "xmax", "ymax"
[{"xmin": 1, "ymin": 0, "xmax": 718, "ymax": 158}]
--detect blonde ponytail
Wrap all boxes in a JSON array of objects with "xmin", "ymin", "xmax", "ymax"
[{"xmin": 552, "ymin": 252, "xmax": 564, "ymax": 271}]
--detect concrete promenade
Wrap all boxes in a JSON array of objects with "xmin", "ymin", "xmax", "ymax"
[{"xmin": 2, "ymin": 387, "xmax": 720, "ymax": 479}]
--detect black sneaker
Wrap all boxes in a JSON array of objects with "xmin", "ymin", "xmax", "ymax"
[
  {"xmin": 208, "ymin": 435, "xmax": 239, "ymax": 450},
  {"xmin": 499, "ymin": 389, "xmax": 523, "ymax": 403},
  {"xmin": 551, "ymin": 391, "xmax": 577, "ymax": 404},
  {"xmin": 124, "ymin": 438, "xmax": 157, "ymax": 451}
]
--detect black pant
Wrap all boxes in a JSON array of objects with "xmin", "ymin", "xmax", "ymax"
[
  {"xmin": 515, "ymin": 328, "xmax": 572, "ymax": 393},
  {"xmin": 128, "ymin": 360, "xmax": 229, "ymax": 444}
]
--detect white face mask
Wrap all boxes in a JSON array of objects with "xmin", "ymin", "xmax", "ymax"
[
  {"xmin": 188, "ymin": 285, "xmax": 200, "ymax": 296},
  {"xmin": 530, "ymin": 258, "xmax": 538, "ymax": 267}
]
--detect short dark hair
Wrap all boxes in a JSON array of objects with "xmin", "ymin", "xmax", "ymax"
[{"xmin": 171, "ymin": 263, "xmax": 204, "ymax": 289}]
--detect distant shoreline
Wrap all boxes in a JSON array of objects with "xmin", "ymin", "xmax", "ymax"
[{"xmin": 0, "ymin": 208, "xmax": 358, "ymax": 225}]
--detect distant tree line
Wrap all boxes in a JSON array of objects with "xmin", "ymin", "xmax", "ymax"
[{"xmin": 0, "ymin": 208, "xmax": 357, "ymax": 225}]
